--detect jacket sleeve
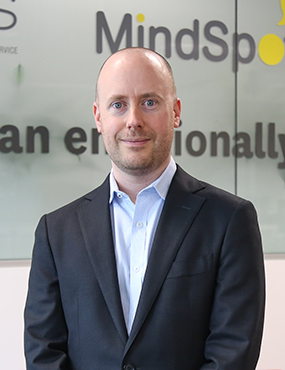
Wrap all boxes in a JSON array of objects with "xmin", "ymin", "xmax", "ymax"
[
  {"xmin": 24, "ymin": 215, "xmax": 69, "ymax": 370},
  {"xmin": 200, "ymin": 200, "xmax": 265, "ymax": 370}
]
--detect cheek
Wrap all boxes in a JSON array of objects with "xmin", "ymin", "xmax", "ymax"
[
  {"xmin": 153, "ymin": 112, "xmax": 175, "ymax": 133},
  {"xmin": 101, "ymin": 127, "xmax": 116, "ymax": 141},
  {"xmin": 100, "ymin": 117, "xmax": 123, "ymax": 137}
]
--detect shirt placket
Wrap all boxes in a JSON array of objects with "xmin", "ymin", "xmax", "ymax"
[{"xmin": 128, "ymin": 191, "xmax": 150, "ymax": 331}]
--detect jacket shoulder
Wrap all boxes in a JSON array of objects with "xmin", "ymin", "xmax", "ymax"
[{"xmin": 174, "ymin": 165, "xmax": 252, "ymax": 210}]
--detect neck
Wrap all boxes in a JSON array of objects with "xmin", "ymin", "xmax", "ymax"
[{"xmin": 112, "ymin": 159, "xmax": 170, "ymax": 203}]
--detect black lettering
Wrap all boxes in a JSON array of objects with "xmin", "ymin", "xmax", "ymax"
[
  {"xmin": 0, "ymin": 125, "xmax": 23, "ymax": 153},
  {"xmin": 268, "ymin": 123, "xmax": 278, "ymax": 158},
  {"xmin": 174, "ymin": 130, "xmax": 181, "ymax": 155},
  {"xmin": 233, "ymin": 132, "xmax": 253, "ymax": 158},
  {"xmin": 278, "ymin": 134, "xmax": 285, "ymax": 169},
  {"xmin": 233, "ymin": 33, "xmax": 256, "ymax": 72},
  {"xmin": 138, "ymin": 25, "xmax": 144, "ymax": 47},
  {"xmin": 210, "ymin": 131, "xmax": 230, "ymax": 156},
  {"xmin": 149, "ymin": 26, "xmax": 171, "ymax": 58},
  {"xmin": 255, "ymin": 122, "xmax": 266, "ymax": 158},
  {"xmin": 26, "ymin": 126, "xmax": 49, "ymax": 153},
  {"xmin": 91, "ymin": 128, "xmax": 102, "ymax": 154},
  {"xmin": 203, "ymin": 21, "xmax": 228, "ymax": 62},
  {"xmin": 65, "ymin": 127, "xmax": 87, "ymax": 155},
  {"xmin": 0, "ymin": 46, "xmax": 18, "ymax": 53},
  {"xmin": 96, "ymin": 11, "xmax": 132, "ymax": 54},
  {"xmin": 175, "ymin": 20, "xmax": 199, "ymax": 60},
  {"xmin": 0, "ymin": 9, "xmax": 17, "ymax": 30},
  {"xmin": 186, "ymin": 130, "xmax": 206, "ymax": 156}
]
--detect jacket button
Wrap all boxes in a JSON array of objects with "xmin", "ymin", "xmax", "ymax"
[{"xmin": 122, "ymin": 363, "xmax": 136, "ymax": 370}]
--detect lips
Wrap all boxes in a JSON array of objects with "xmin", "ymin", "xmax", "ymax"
[
  {"xmin": 122, "ymin": 138, "xmax": 150, "ymax": 142},
  {"xmin": 118, "ymin": 133, "xmax": 151, "ymax": 142},
  {"xmin": 121, "ymin": 138, "xmax": 151, "ymax": 146}
]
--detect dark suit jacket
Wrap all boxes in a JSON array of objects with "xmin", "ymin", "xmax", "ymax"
[{"xmin": 24, "ymin": 166, "xmax": 265, "ymax": 370}]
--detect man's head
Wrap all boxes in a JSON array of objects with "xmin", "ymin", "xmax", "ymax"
[
  {"xmin": 94, "ymin": 47, "xmax": 181, "ymax": 178},
  {"xmin": 95, "ymin": 48, "xmax": 177, "ymax": 103}
]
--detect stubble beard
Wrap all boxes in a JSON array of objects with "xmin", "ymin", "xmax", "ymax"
[{"xmin": 104, "ymin": 129, "xmax": 173, "ymax": 177}]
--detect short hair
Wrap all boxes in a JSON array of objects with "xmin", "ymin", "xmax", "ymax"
[{"xmin": 95, "ymin": 47, "xmax": 177, "ymax": 102}]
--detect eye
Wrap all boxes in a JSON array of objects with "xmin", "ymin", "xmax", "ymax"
[
  {"xmin": 112, "ymin": 102, "xmax": 123, "ymax": 109},
  {"xmin": 145, "ymin": 99, "xmax": 155, "ymax": 107}
]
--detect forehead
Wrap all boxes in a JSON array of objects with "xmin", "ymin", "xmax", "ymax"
[{"xmin": 97, "ymin": 51, "xmax": 172, "ymax": 100}]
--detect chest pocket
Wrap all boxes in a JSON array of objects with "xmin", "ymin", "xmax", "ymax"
[{"xmin": 166, "ymin": 253, "xmax": 213, "ymax": 279}]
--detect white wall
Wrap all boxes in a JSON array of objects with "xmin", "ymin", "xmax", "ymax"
[
  {"xmin": 257, "ymin": 257, "xmax": 285, "ymax": 370},
  {"xmin": 0, "ymin": 261, "xmax": 29, "ymax": 369},
  {"xmin": 0, "ymin": 258, "xmax": 284, "ymax": 370}
]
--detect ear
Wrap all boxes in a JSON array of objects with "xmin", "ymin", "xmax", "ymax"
[
  {"xmin": 173, "ymin": 98, "xmax": 181, "ymax": 128},
  {"xmin": 93, "ymin": 102, "xmax": 102, "ymax": 133}
]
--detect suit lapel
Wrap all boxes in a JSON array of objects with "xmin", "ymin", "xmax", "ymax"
[
  {"xmin": 77, "ymin": 177, "xmax": 128, "ymax": 344},
  {"xmin": 76, "ymin": 168, "xmax": 206, "ymax": 352},
  {"xmin": 125, "ymin": 166, "xmax": 206, "ymax": 353}
]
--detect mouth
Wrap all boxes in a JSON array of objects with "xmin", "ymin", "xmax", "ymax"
[{"xmin": 120, "ymin": 138, "xmax": 151, "ymax": 146}]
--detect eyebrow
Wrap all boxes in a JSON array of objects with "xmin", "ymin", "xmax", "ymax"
[
  {"xmin": 141, "ymin": 92, "xmax": 163, "ymax": 100},
  {"xmin": 108, "ymin": 92, "xmax": 163, "ymax": 102}
]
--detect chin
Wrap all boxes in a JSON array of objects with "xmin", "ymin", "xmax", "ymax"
[{"xmin": 116, "ymin": 158, "xmax": 154, "ymax": 174}]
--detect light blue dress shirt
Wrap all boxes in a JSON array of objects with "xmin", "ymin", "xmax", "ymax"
[{"xmin": 109, "ymin": 157, "xmax": 177, "ymax": 334}]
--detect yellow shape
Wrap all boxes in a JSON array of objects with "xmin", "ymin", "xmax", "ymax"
[
  {"xmin": 137, "ymin": 13, "xmax": 145, "ymax": 23},
  {"xmin": 278, "ymin": 0, "xmax": 285, "ymax": 25},
  {"xmin": 258, "ymin": 34, "xmax": 284, "ymax": 65}
]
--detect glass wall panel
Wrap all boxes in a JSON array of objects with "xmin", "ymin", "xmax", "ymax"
[{"xmin": 0, "ymin": 0, "xmax": 284, "ymax": 258}]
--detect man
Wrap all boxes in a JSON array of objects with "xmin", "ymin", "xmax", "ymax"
[{"xmin": 24, "ymin": 48, "xmax": 265, "ymax": 370}]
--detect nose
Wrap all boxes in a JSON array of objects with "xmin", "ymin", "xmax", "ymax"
[{"xmin": 126, "ymin": 105, "xmax": 143, "ymax": 129}]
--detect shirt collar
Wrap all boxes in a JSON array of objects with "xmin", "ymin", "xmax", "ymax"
[{"xmin": 109, "ymin": 157, "xmax": 177, "ymax": 203}]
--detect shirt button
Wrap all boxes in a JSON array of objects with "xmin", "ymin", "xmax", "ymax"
[
  {"xmin": 117, "ymin": 193, "xmax": 123, "ymax": 198},
  {"xmin": 122, "ymin": 364, "xmax": 136, "ymax": 370},
  {"xmin": 134, "ymin": 266, "xmax": 140, "ymax": 273},
  {"xmin": 136, "ymin": 221, "xmax": 143, "ymax": 228}
]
